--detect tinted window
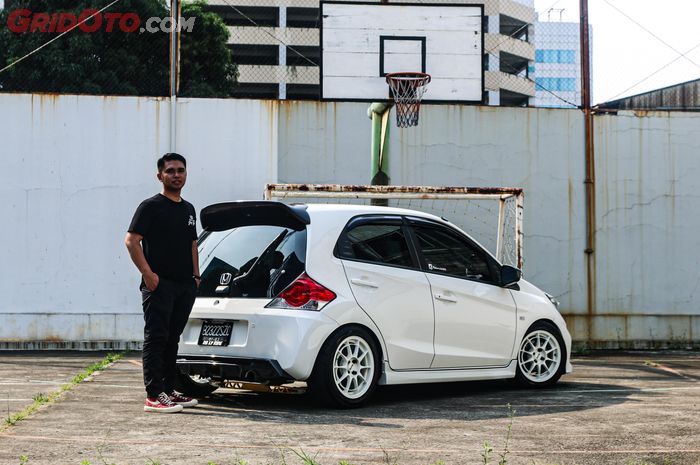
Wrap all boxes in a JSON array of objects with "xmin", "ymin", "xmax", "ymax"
[
  {"xmin": 198, "ymin": 226, "xmax": 306, "ymax": 298},
  {"xmin": 337, "ymin": 223, "xmax": 413, "ymax": 268},
  {"xmin": 413, "ymin": 225, "xmax": 494, "ymax": 283}
]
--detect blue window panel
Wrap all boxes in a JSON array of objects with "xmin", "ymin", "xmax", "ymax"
[
  {"xmin": 535, "ymin": 49, "xmax": 576, "ymax": 64},
  {"xmin": 535, "ymin": 77, "xmax": 576, "ymax": 92},
  {"xmin": 559, "ymin": 50, "xmax": 576, "ymax": 63}
]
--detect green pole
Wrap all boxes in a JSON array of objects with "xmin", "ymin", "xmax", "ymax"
[{"xmin": 367, "ymin": 103, "xmax": 391, "ymax": 206}]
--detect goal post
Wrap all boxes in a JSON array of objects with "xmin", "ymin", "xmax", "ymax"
[{"xmin": 264, "ymin": 183, "xmax": 524, "ymax": 269}]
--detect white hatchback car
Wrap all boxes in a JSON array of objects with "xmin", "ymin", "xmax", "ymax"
[{"xmin": 175, "ymin": 201, "xmax": 572, "ymax": 407}]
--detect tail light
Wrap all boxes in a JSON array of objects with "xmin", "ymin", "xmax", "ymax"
[{"xmin": 265, "ymin": 273, "xmax": 336, "ymax": 311}]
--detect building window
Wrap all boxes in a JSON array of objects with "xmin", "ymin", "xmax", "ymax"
[
  {"xmin": 286, "ymin": 46, "xmax": 320, "ymax": 66},
  {"xmin": 229, "ymin": 44, "xmax": 279, "ymax": 66},
  {"xmin": 286, "ymin": 84, "xmax": 319, "ymax": 100},
  {"xmin": 207, "ymin": 5, "xmax": 279, "ymax": 27},
  {"xmin": 535, "ymin": 77, "xmax": 576, "ymax": 92},
  {"xmin": 286, "ymin": 8, "xmax": 319, "ymax": 28},
  {"xmin": 535, "ymin": 49, "xmax": 576, "ymax": 64}
]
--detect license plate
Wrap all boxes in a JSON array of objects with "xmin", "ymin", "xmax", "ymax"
[{"xmin": 198, "ymin": 320, "xmax": 233, "ymax": 346}]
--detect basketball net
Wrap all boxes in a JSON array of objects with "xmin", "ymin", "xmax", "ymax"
[{"xmin": 386, "ymin": 72, "xmax": 431, "ymax": 128}]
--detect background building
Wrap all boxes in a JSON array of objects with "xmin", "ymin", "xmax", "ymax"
[
  {"xmin": 532, "ymin": 18, "xmax": 591, "ymax": 108},
  {"xmin": 207, "ymin": 0, "xmax": 537, "ymax": 106},
  {"xmin": 596, "ymin": 77, "xmax": 700, "ymax": 111}
]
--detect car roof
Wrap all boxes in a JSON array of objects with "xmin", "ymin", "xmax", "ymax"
[{"xmin": 302, "ymin": 203, "xmax": 448, "ymax": 223}]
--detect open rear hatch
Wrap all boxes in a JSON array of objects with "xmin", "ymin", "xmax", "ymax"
[{"xmin": 201, "ymin": 201, "xmax": 310, "ymax": 232}]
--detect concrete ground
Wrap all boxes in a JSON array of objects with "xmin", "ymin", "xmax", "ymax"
[{"xmin": 0, "ymin": 352, "xmax": 698, "ymax": 465}]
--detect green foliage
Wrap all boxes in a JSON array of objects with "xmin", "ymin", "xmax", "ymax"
[
  {"xmin": 481, "ymin": 441, "xmax": 494, "ymax": 464},
  {"xmin": 498, "ymin": 404, "xmax": 516, "ymax": 465},
  {"xmin": 18, "ymin": 455, "xmax": 29, "ymax": 465},
  {"xmin": 481, "ymin": 404, "xmax": 516, "ymax": 465},
  {"xmin": 0, "ymin": 0, "xmax": 236, "ymax": 97},
  {"xmin": 288, "ymin": 448, "xmax": 322, "ymax": 465},
  {"xmin": 179, "ymin": 0, "xmax": 237, "ymax": 97},
  {"xmin": 0, "ymin": 0, "xmax": 169, "ymax": 94},
  {"xmin": 32, "ymin": 393, "xmax": 49, "ymax": 403}
]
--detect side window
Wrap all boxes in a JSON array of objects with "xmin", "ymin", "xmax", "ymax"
[
  {"xmin": 412, "ymin": 225, "xmax": 494, "ymax": 283},
  {"xmin": 337, "ymin": 223, "xmax": 414, "ymax": 268}
]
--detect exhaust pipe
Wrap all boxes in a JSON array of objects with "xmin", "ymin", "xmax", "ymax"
[{"xmin": 244, "ymin": 370, "xmax": 258, "ymax": 382}]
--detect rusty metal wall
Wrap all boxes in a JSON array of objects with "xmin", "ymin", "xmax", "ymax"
[
  {"xmin": 586, "ymin": 110, "xmax": 700, "ymax": 347},
  {"xmin": 278, "ymin": 103, "xmax": 700, "ymax": 347},
  {"xmin": 278, "ymin": 103, "xmax": 589, "ymax": 316}
]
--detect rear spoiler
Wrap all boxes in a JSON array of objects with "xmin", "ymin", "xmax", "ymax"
[{"xmin": 200, "ymin": 201, "xmax": 310, "ymax": 232}]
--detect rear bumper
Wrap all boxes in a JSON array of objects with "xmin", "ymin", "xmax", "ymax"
[{"xmin": 177, "ymin": 355, "xmax": 294, "ymax": 385}]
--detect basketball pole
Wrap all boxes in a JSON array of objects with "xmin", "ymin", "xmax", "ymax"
[{"xmin": 368, "ymin": 103, "xmax": 392, "ymax": 206}]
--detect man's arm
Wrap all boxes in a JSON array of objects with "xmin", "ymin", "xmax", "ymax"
[
  {"xmin": 125, "ymin": 232, "xmax": 159, "ymax": 291},
  {"xmin": 192, "ymin": 240, "xmax": 201, "ymax": 288}
]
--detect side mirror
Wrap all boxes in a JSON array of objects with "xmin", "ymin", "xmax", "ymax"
[{"xmin": 500, "ymin": 265, "xmax": 522, "ymax": 287}]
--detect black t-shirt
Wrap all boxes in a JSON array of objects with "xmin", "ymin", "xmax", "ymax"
[{"xmin": 128, "ymin": 194, "xmax": 198, "ymax": 281}]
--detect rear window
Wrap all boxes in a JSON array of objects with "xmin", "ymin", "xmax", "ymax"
[{"xmin": 198, "ymin": 225, "xmax": 306, "ymax": 298}]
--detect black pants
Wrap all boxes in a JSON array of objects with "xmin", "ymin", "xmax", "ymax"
[{"xmin": 141, "ymin": 277, "xmax": 197, "ymax": 398}]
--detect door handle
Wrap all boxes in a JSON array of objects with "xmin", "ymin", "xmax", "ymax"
[
  {"xmin": 434, "ymin": 293, "xmax": 458, "ymax": 303},
  {"xmin": 350, "ymin": 278, "xmax": 379, "ymax": 289}
]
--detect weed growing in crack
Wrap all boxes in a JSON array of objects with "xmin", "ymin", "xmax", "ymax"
[
  {"xmin": 1, "ymin": 353, "xmax": 124, "ymax": 432},
  {"xmin": 481, "ymin": 403, "xmax": 516, "ymax": 465}
]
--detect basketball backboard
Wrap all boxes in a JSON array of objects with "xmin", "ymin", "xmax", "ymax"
[{"xmin": 321, "ymin": 1, "xmax": 484, "ymax": 103}]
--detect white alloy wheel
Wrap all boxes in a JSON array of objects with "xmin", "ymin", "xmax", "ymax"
[
  {"xmin": 332, "ymin": 335, "xmax": 375, "ymax": 400},
  {"xmin": 517, "ymin": 329, "xmax": 562, "ymax": 384}
]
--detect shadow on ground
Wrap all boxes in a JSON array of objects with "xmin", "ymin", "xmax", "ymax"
[{"xmin": 186, "ymin": 379, "xmax": 639, "ymax": 427}]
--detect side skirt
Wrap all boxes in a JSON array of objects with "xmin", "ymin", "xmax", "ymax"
[{"xmin": 379, "ymin": 360, "xmax": 517, "ymax": 385}]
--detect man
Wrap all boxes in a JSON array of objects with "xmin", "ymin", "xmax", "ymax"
[{"xmin": 125, "ymin": 153, "xmax": 201, "ymax": 413}]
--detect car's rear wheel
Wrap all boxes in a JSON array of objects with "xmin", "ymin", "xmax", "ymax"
[
  {"xmin": 173, "ymin": 373, "xmax": 219, "ymax": 397},
  {"xmin": 515, "ymin": 322, "xmax": 565, "ymax": 387},
  {"xmin": 308, "ymin": 326, "xmax": 380, "ymax": 408}
]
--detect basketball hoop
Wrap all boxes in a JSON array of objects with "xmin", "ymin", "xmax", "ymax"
[{"xmin": 385, "ymin": 72, "xmax": 431, "ymax": 128}]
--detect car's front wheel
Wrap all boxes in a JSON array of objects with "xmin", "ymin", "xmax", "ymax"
[
  {"xmin": 515, "ymin": 322, "xmax": 565, "ymax": 387},
  {"xmin": 173, "ymin": 373, "xmax": 219, "ymax": 397},
  {"xmin": 308, "ymin": 326, "xmax": 380, "ymax": 408}
]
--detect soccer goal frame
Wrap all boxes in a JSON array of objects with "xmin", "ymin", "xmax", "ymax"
[{"xmin": 264, "ymin": 183, "xmax": 524, "ymax": 269}]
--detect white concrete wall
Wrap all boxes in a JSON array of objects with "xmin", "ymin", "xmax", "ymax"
[
  {"xmin": 1, "ymin": 95, "xmax": 698, "ymax": 347},
  {"xmin": 0, "ymin": 94, "xmax": 277, "ymax": 348}
]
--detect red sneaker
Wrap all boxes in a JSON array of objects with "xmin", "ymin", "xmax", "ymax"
[
  {"xmin": 144, "ymin": 392, "xmax": 184, "ymax": 413},
  {"xmin": 170, "ymin": 391, "xmax": 198, "ymax": 407}
]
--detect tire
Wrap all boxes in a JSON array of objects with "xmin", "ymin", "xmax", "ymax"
[
  {"xmin": 173, "ymin": 373, "xmax": 219, "ymax": 398},
  {"xmin": 308, "ymin": 326, "xmax": 381, "ymax": 408},
  {"xmin": 514, "ymin": 321, "xmax": 566, "ymax": 387}
]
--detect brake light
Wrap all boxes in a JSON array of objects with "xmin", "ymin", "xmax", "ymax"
[{"xmin": 265, "ymin": 273, "xmax": 336, "ymax": 310}]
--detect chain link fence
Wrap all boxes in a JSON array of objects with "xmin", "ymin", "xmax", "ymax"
[
  {"xmin": 1, "ymin": 0, "xmax": 587, "ymax": 105},
  {"xmin": 0, "ymin": 0, "xmax": 171, "ymax": 96}
]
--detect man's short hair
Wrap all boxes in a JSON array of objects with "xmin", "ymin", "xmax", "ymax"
[{"xmin": 157, "ymin": 153, "xmax": 187, "ymax": 172}]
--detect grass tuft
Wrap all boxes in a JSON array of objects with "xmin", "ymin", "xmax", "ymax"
[{"xmin": 2, "ymin": 352, "xmax": 124, "ymax": 432}]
